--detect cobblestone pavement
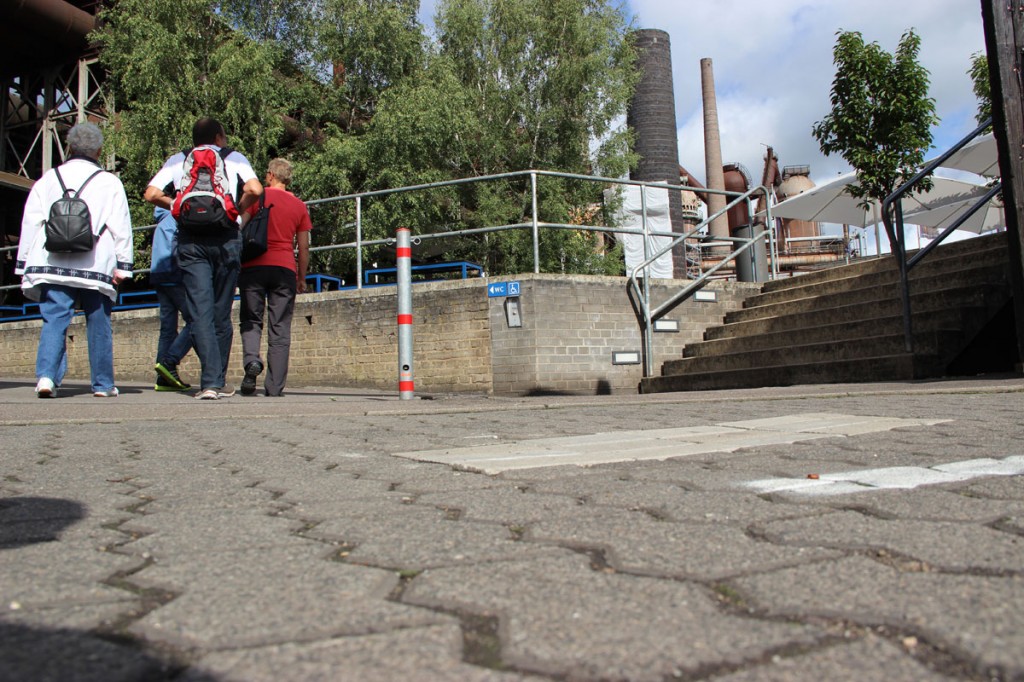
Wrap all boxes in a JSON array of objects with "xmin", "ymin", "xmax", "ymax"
[{"xmin": 1, "ymin": 375, "xmax": 1023, "ymax": 681}]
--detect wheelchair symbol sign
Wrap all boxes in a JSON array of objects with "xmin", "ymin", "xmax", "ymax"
[{"xmin": 508, "ymin": 282, "xmax": 520, "ymax": 296}]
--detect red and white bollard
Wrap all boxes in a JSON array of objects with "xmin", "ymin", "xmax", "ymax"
[{"xmin": 396, "ymin": 227, "xmax": 414, "ymax": 400}]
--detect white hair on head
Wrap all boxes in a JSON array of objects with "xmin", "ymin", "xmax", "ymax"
[{"xmin": 66, "ymin": 122, "xmax": 104, "ymax": 157}]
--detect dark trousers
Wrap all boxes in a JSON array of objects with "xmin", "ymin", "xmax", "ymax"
[
  {"xmin": 177, "ymin": 233, "xmax": 241, "ymax": 390},
  {"xmin": 238, "ymin": 265, "xmax": 297, "ymax": 396}
]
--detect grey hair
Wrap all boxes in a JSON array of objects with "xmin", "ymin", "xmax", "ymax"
[{"xmin": 66, "ymin": 122, "xmax": 104, "ymax": 157}]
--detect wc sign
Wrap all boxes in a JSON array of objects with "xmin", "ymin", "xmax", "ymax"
[{"xmin": 487, "ymin": 281, "xmax": 520, "ymax": 297}]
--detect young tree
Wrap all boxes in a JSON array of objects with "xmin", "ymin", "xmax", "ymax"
[
  {"xmin": 969, "ymin": 52, "xmax": 992, "ymax": 126},
  {"xmin": 812, "ymin": 29, "xmax": 938, "ymax": 206}
]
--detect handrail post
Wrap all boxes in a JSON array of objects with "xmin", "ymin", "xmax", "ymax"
[
  {"xmin": 894, "ymin": 201, "xmax": 913, "ymax": 352},
  {"xmin": 531, "ymin": 172, "xmax": 540, "ymax": 273},
  {"xmin": 355, "ymin": 196, "xmax": 363, "ymax": 290},
  {"xmin": 640, "ymin": 183, "xmax": 654, "ymax": 376}
]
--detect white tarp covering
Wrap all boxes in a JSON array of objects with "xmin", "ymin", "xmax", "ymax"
[{"xmin": 605, "ymin": 184, "xmax": 674, "ymax": 279}]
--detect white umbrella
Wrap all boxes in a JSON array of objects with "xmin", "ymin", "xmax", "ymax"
[
  {"xmin": 764, "ymin": 171, "xmax": 987, "ymax": 228},
  {"xmin": 902, "ymin": 188, "xmax": 1003, "ymax": 234},
  {"xmin": 931, "ymin": 132, "xmax": 999, "ymax": 177}
]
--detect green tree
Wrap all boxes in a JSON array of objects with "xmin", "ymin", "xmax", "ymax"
[
  {"xmin": 812, "ymin": 29, "xmax": 938, "ymax": 206},
  {"xmin": 354, "ymin": 0, "xmax": 637, "ymax": 275},
  {"xmin": 969, "ymin": 52, "xmax": 992, "ymax": 126},
  {"xmin": 317, "ymin": 0, "xmax": 426, "ymax": 133},
  {"xmin": 94, "ymin": 0, "xmax": 299, "ymax": 207}
]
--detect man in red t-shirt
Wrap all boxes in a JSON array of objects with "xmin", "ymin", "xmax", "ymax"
[{"xmin": 238, "ymin": 158, "xmax": 311, "ymax": 396}]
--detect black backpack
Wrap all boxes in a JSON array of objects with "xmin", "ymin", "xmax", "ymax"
[{"xmin": 44, "ymin": 168, "xmax": 107, "ymax": 253}]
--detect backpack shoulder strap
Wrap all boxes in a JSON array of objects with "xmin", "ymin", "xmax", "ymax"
[
  {"xmin": 218, "ymin": 146, "xmax": 234, "ymax": 160},
  {"xmin": 73, "ymin": 169, "xmax": 105, "ymax": 198},
  {"xmin": 53, "ymin": 167, "xmax": 70, "ymax": 196}
]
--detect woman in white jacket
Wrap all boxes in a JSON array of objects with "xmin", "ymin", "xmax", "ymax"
[{"xmin": 15, "ymin": 122, "xmax": 133, "ymax": 398}]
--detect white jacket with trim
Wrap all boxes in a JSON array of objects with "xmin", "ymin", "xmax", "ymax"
[{"xmin": 16, "ymin": 157, "xmax": 134, "ymax": 302}]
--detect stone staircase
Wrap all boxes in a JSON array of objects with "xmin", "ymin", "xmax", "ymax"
[{"xmin": 640, "ymin": 232, "xmax": 1015, "ymax": 393}]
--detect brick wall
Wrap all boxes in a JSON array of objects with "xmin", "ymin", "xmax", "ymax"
[
  {"xmin": 0, "ymin": 276, "xmax": 757, "ymax": 395},
  {"xmin": 488, "ymin": 274, "xmax": 756, "ymax": 394}
]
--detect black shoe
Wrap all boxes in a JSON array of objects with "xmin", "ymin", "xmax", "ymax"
[{"xmin": 241, "ymin": 361, "xmax": 263, "ymax": 396}]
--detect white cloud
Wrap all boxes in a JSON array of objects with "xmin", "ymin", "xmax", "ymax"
[{"xmin": 627, "ymin": 0, "xmax": 986, "ymax": 186}]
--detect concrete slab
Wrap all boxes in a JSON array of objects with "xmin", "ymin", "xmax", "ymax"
[{"xmin": 394, "ymin": 413, "xmax": 945, "ymax": 473}]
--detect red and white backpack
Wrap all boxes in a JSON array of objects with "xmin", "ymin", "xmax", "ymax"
[{"xmin": 171, "ymin": 145, "xmax": 239, "ymax": 231}]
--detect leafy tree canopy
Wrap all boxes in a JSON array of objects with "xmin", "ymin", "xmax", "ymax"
[
  {"xmin": 812, "ymin": 29, "xmax": 938, "ymax": 205},
  {"xmin": 92, "ymin": 0, "xmax": 637, "ymax": 278}
]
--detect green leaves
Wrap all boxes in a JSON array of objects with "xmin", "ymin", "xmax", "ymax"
[
  {"xmin": 92, "ymin": 0, "xmax": 637, "ymax": 278},
  {"xmin": 969, "ymin": 52, "xmax": 992, "ymax": 126},
  {"xmin": 812, "ymin": 29, "xmax": 938, "ymax": 204}
]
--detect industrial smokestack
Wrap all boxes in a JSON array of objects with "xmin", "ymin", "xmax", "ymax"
[
  {"xmin": 626, "ymin": 28, "xmax": 686, "ymax": 277},
  {"xmin": 700, "ymin": 58, "xmax": 729, "ymax": 244}
]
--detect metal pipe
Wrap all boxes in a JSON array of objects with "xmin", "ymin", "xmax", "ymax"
[
  {"xmin": 530, "ymin": 172, "xmax": 539, "ymax": 273},
  {"xmin": 7, "ymin": 0, "xmax": 95, "ymax": 45},
  {"xmin": 355, "ymin": 196, "xmax": 363, "ymax": 290}
]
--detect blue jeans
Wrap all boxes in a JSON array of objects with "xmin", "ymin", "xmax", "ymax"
[
  {"xmin": 156, "ymin": 284, "xmax": 193, "ymax": 366},
  {"xmin": 177, "ymin": 232, "xmax": 241, "ymax": 390},
  {"xmin": 36, "ymin": 284, "xmax": 114, "ymax": 392}
]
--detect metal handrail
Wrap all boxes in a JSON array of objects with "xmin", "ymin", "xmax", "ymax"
[
  {"xmin": 3, "ymin": 171, "xmax": 767, "ymax": 359},
  {"xmin": 881, "ymin": 116, "xmax": 995, "ymax": 352},
  {"xmin": 627, "ymin": 184, "xmax": 771, "ymax": 378}
]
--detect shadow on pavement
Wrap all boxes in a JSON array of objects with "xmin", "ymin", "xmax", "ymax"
[{"xmin": 0, "ymin": 496, "xmax": 218, "ymax": 681}]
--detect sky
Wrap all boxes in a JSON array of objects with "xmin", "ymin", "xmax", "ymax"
[{"xmin": 418, "ymin": 0, "xmax": 988, "ymax": 188}]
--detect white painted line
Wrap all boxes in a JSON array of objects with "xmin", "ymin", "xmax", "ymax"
[
  {"xmin": 392, "ymin": 413, "xmax": 944, "ymax": 474},
  {"xmin": 744, "ymin": 456, "xmax": 1024, "ymax": 497},
  {"xmin": 932, "ymin": 457, "xmax": 1024, "ymax": 476}
]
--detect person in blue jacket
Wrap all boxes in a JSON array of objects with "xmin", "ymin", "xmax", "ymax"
[{"xmin": 150, "ymin": 207, "xmax": 194, "ymax": 391}]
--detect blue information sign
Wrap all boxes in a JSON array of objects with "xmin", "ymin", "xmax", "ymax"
[{"xmin": 487, "ymin": 281, "xmax": 521, "ymax": 298}]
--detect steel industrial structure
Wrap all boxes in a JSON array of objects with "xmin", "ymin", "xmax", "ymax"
[{"xmin": 0, "ymin": 0, "xmax": 107, "ymax": 295}]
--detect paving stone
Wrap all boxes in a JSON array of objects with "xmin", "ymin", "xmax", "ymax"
[
  {"xmin": 1, "ymin": 601, "xmax": 144, "ymax": 632},
  {"xmin": 0, "ymin": 543, "xmax": 143, "ymax": 608},
  {"xmin": 3, "ymin": 379, "xmax": 1024, "ymax": 680},
  {"xmin": 758, "ymin": 510, "xmax": 1024, "ymax": 572},
  {"xmin": 415, "ymin": 487, "xmax": 586, "ymax": 524},
  {"xmin": 403, "ymin": 553, "xmax": 821, "ymax": 681},
  {"xmin": 960, "ymin": 474, "xmax": 1024, "ymax": 499},
  {"xmin": 582, "ymin": 484, "xmax": 814, "ymax": 524},
  {"xmin": 527, "ymin": 506, "xmax": 840, "ymax": 580},
  {"xmin": 733, "ymin": 555, "xmax": 1024, "ymax": 678},
  {"xmin": 181, "ymin": 624, "xmax": 539, "ymax": 682},
  {"xmin": 0, "ymin": 622, "xmax": 171, "ymax": 682},
  {"xmin": 709, "ymin": 634, "xmax": 957, "ymax": 682},
  {"xmin": 137, "ymin": 485, "xmax": 280, "ymax": 513},
  {"xmin": 268, "ymin": 475, "xmax": 395, "ymax": 502},
  {"xmin": 307, "ymin": 511, "xmax": 562, "ymax": 570},
  {"xmin": 119, "ymin": 509, "xmax": 311, "ymax": 557},
  {"xmin": 793, "ymin": 486, "xmax": 1024, "ymax": 522},
  {"xmin": 277, "ymin": 491, "xmax": 422, "ymax": 523},
  {"xmin": 129, "ymin": 547, "xmax": 448, "ymax": 650}
]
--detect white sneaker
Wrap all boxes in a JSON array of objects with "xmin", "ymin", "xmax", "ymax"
[
  {"xmin": 36, "ymin": 377, "xmax": 57, "ymax": 399},
  {"xmin": 93, "ymin": 387, "xmax": 119, "ymax": 398}
]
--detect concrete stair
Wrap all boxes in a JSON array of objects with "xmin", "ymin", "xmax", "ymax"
[{"xmin": 640, "ymin": 232, "xmax": 1014, "ymax": 393}]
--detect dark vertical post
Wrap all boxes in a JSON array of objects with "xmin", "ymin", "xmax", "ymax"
[
  {"xmin": 981, "ymin": 0, "xmax": 1024, "ymax": 369},
  {"xmin": 627, "ymin": 29, "xmax": 686, "ymax": 277}
]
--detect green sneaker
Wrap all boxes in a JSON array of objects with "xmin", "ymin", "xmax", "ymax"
[{"xmin": 155, "ymin": 362, "xmax": 190, "ymax": 391}]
